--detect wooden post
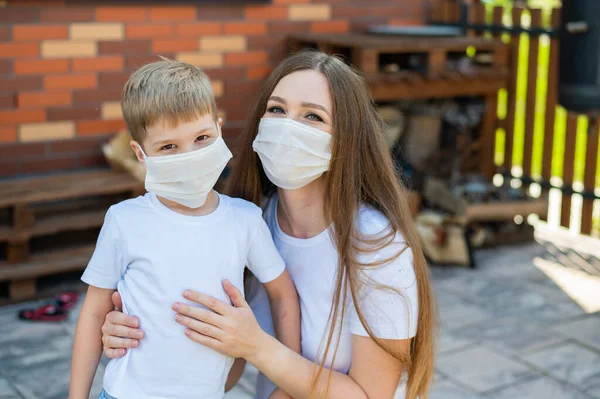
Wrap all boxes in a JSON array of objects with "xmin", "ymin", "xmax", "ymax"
[
  {"xmin": 560, "ymin": 113, "xmax": 578, "ymax": 228},
  {"xmin": 9, "ymin": 280, "xmax": 36, "ymax": 301},
  {"xmin": 481, "ymin": 92, "xmax": 499, "ymax": 180},
  {"xmin": 580, "ymin": 118, "xmax": 599, "ymax": 235},
  {"xmin": 352, "ymin": 48, "xmax": 378, "ymax": 75}
]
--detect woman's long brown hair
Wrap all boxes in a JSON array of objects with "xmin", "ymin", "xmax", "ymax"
[{"xmin": 226, "ymin": 49, "xmax": 436, "ymax": 399}]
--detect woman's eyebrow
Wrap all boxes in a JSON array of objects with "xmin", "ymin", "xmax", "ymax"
[
  {"xmin": 301, "ymin": 102, "xmax": 330, "ymax": 117},
  {"xmin": 269, "ymin": 96, "xmax": 286, "ymax": 104}
]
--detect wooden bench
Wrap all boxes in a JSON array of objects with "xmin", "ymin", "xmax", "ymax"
[{"xmin": 0, "ymin": 170, "xmax": 144, "ymax": 303}]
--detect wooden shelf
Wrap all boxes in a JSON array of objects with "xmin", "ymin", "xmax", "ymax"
[
  {"xmin": 0, "ymin": 210, "xmax": 106, "ymax": 243},
  {"xmin": 0, "ymin": 245, "xmax": 94, "ymax": 282},
  {"xmin": 465, "ymin": 198, "xmax": 548, "ymax": 223}
]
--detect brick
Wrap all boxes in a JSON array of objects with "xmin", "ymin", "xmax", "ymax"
[
  {"xmin": 225, "ymin": 81, "xmax": 261, "ymax": 98},
  {"xmin": 98, "ymin": 72, "xmax": 130, "ymax": 89},
  {"xmin": 212, "ymin": 80, "xmax": 224, "ymax": 98},
  {"xmin": 125, "ymin": 55, "xmax": 162, "ymax": 70},
  {"xmin": 73, "ymin": 56, "xmax": 123, "ymax": 72},
  {"xmin": 0, "ymin": 126, "xmax": 17, "ymax": 143},
  {"xmin": 246, "ymin": 6, "xmax": 287, "ymax": 20},
  {"xmin": 0, "ymin": 109, "xmax": 45, "ymax": 124},
  {"xmin": 0, "ymin": 141, "xmax": 44, "ymax": 158},
  {"xmin": 0, "ymin": 8, "xmax": 39, "ymax": 23},
  {"xmin": 96, "ymin": 7, "xmax": 146, "ymax": 22},
  {"xmin": 0, "ymin": 60, "xmax": 11, "ymax": 75},
  {"xmin": 14, "ymin": 59, "xmax": 68, "ymax": 75},
  {"xmin": 0, "ymin": 42, "xmax": 38, "ymax": 58},
  {"xmin": 289, "ymin": 4, "xmax": 331, "ymax": 21},
  {"xmin": 176, "ymin": 53, "xmax": 223, "ymax": 68},
  {"xmin": 200, "ymin": 36, "xmax": 246, "ymax": 52},
  {"xmin": 0, "ymin": 93, "xmax": 14, "ymax": 109},
  {"xmin": 18, "ymin": 91, "xmax": 72, "ymax": 108},
  {"xmin": 225, "ymin": 51, "xmax": 268, "ymax": 66},
  {"xmin": 204, "ymin": 67, "xmax": 246, "ymax": 81},
  {"xmin": 311, "ymin": 21, "xmax": 349, "ymax": 34},
  {"xmin": 0, "ymin": 26, "xmax": 10, "ymax": 41},
  {"xmin": 48, "ymin": 106, "xmax": 100, "ymax": 121},
  {"xmin": 78, "ymin": 152, "xmax": 107, "ymax": 168},
  {"xmin": 0, "ymin": 75, "xmax": 42, "ymax": 91},
  {"xmin": 126, "ymin": 24, "xmax": 173, "ymax": 39},
  {"xmin": 274, "ymin": 0, "xmax": 310, "ymax": 3},
  {"xmin": 49, "ymin": 136, "xmax": 109, "ymax": 154},
  {"xmin": 19, "ymin": 121, "xmax": 75, "ymax": 142},
  {"xmin": 40, "ymin": 8, "xmax": 94, "ymax": 23},
  {"xmin": 22, "ymin": 156, "xmax": 76, "ymax": 174},
  {"xmin": 217, "ymin": 97, "xmax": 251, "ymax": 121},
  {"xmin": 224, "ymin": 22, "xmax": 266, "ymax": 36},
  {"xmin": 101, "ymin": 101, "xmax": 123, "ymax": 120},
  {"xmin": 176, "ymin": 22, "xmax": 221, "ymax": 37},
  {"xmin": 149, "ymin": 6, "xmax": 196, "ymax": 21},
  {"xmin": 389, "ymin": 18, "xmax": 423, "ymax": 26},
  {"xmin": 77, "ymin": 119, "xmax": 127, "ymax": 135},
  {"xmin": 41, "ymin": 40, "xmax": 96, "ymax": 58},
  {"xmin": 196, "ymin": 7, "xmax": 243, "ymax": 21},
  {"xmin": 331, "ymin": 5, "xmax": 369, "ymax": 18},
  {"xmin": 152, "ymin": 39, "xmax": 198, "ymax": 53},
  {"xmin": 0, "ymin": 160, "xmax": 19, "ymax": 176},
  {"xmin": 247, "ymin": 65, "xmax": 273, "ymax": 80},
  {"xmin": 70, "ymin": 23, "xmax": 124, "ymax": 40},
  {"xmin": 13, "ymin": 25, "xmax": 68, "ymax": 41},
  {"xmin": 99, "ymin": 40, "xmax": 151, "ymax": 55},
  {"xmin": 44, "ymin": 74, "xmax": 97, "ymax": 90},
  {"xmin": 8, "ymin": 0, "xmax": 64, "ymax": 5}
]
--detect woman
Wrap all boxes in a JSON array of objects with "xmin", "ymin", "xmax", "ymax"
[{"xmin": 101, "ymin": 50, "xmax": 436, "ymax": 399}]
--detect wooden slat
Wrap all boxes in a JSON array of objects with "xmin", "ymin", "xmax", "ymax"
[
  {"xmin": 0, "ymin": 245, "xmax": 94, "ymax": 282},
  {"xmin": 481, "ymin": 92, "xmax": 499, "ymax": 179},
  {"xmin": 0, "ymin": 170, "xmax": 141, "ymax": 208},
  {"xmin": 581, "ymin": 118, "xmax": 599, "ymax": 234},
  {"xmin": 522, "ymin": 9, "xmax": 543, "ymax": 182},
  {"xmin": 503, "ymin": 6, "xmax": 523, "ymax": 172},
  {"xmin": 492, "ymin": 6, "xmax": 504, "ymax": 39},
  {"xmin": 471, "ymin": 1, "xmax": 486, "ymax": 37},
  {"xmin": 541, "ymin": 9, "xmax": 561, "ymax": 186},
  {"xmin": 560, "ymin": 113, "xmax": 579, "ymax": 228}
]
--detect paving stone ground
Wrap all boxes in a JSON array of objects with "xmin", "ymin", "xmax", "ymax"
[{"xmin": 1, "ymin": 242, "xmax": 599, "ymax": 399}]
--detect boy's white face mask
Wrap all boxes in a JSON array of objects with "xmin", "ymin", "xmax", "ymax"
[
  {"xmin": 252, "ymin": 118, "xmax": 332, "ymax": 190},
  {"xmin": 139, "ymin": 131, "xmax": 232, "ymax": 209}
]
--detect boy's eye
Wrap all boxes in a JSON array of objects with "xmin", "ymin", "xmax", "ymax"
[
  {"xmin": 306, "ymin": 113, "xmax": 323, "ymax": 122},
  {"xmin": 267, "ymin": 106, "xmax": 285, "ymax": 114},
  {"xmin": 160, "ymin": 144, "xmax": 175, "ymax": 151},
  {"xmin": 196, "ymin": 135, "xmax": 209, "ymax": 141}
]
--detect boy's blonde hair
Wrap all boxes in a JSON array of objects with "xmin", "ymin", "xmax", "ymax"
[{"xmin": 121, "ymin": 58, "xmax": 218, "ymax": 144}]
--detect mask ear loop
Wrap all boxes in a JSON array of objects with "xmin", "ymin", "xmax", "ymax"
[{"xmin": 136, "ymin": 143, "xmax": 148, "ymax": 158}]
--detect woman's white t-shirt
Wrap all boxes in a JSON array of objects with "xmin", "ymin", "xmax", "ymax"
[{"xmin": 248, "ymin": 195, "xmax": 419, "ymax": 399}]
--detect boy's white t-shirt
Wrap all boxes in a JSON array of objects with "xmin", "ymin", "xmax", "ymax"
[
  {"xmin": 248, "ymin": 195, "xmax": 419, "ymax": 399},
  {"xmin": 82, "ymin": 192, "xmax": 285, "ymax": 399}
]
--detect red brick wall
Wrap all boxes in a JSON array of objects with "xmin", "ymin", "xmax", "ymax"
[{"xmin": 0, "ymin": 0, "xmax": 425, "ymax": 178}]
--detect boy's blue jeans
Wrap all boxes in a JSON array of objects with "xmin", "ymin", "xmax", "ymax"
[{"xmin": 99, "ymin": 389, "xmax": 117, "ymax": 399}]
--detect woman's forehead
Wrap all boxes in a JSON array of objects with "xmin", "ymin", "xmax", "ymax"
[{"xmin": 272, "ymin": 70, "xmax": 332, "ymax": 111}]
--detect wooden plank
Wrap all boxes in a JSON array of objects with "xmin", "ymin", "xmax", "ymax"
[
  {"xmin": 427, "ymin": 49, "xmax": 446, "ymax": 79},
  {"xmin": 522, "ymin": 9, "xmax": 543, "ymax": 182},
  {"xmin": 9, "ymin": 280, "xmax": 36, "ymax": 301},
  {"xmin": 0, "ymin": 170, "xmax": 142, "ymax": 208},
  {"xmin": 465, "ymin": 198, "xmax": 548, "ymax": 222},
  {"xmin": 369, "ymin": 76, "xmax": 506, "ymax": 101},
  {"xmin": 7, "ymin": 241, "xmax": 28, "ymax": 264},
  {"xmin": 13, "ymin": 205, "xmax": 34, "ymax": 230},
  {"xmin": 503, "ymin": 6, "xmax": 523, "ymax": 172},
  {"xmin": 560, "ymin": 113, "xmax": 579, "ymax": 228},
  {"xmin": 0, "ymin": 245, "xmax": 94, "ymax": 282},
  {"xmin": 541, "ymin": 9, "xmax": 561, "ymax": 195},
  {"xmin": 471, "ymin": 2, "xmax": 486, "ymax": 37},
  {"xmin": 0, "ymin": 209, "xmax": 107, "ymax": 243},
  {"xmin": 581, "ymin": 118, "xmax": 599, "ymax": 235},
  {"xmin": 481, "ymin": 92, "xmax": 499, "ymax": 179},
  {"xmin": 351, "ymin": 48, "xmax": 378, "ymax": 74}
]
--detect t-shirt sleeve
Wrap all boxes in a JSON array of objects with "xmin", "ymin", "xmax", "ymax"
[
  {"xmin": 350, "ymin": 233, "xmax": 419, "ymax": 340},
  {"xmin": 81, "ymin": 207, "xmax": 126, "ymax": 289},
  {"xmin": 247, "ymin": 217, "xmax": 285, "ymax": 284}
]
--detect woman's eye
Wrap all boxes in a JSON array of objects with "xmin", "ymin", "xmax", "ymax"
[
  {"xmin": 160, "ymin": 144, "xmax": 175, "ymax": 151},
  {"xmin": 307, "ymin": 113, "xmax": 323, "ymax": 122},
  {"xmin": 268, "ymin": 106, "xmax": 285, "ymax": 114},
  {"xmin": 196, "ymin": 135, "xmax": 209, "ymax": 141}
]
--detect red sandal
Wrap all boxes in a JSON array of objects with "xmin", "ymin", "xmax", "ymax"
[
  {"xmin": 56, "ymin": 292, "xmax": 79, "ymax": 311},
  {"xmin": 18, "ymin": 303, "xmax": 68, "ymax": 322}
]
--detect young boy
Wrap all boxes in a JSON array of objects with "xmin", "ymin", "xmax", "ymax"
[{"xmin": 69, "ymin": 60, "xmax": 300, "ymax": 399}]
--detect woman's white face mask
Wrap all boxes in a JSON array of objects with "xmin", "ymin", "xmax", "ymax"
[
  {"xmin": 139, "ymin": 129, "xmax": 232, "ymax": 209},
  {"xmin": 252, "ymin": 118, "xmax": 332, "ymax": 190}
]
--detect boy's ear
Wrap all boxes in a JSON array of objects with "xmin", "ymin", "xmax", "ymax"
[
  {"xmin": 130, "ymin": 140, "xmax": 145, "ymax": 164},
  {"xmin": 217, "ymin": 117, "xmax": 223, "ymax": 130}
]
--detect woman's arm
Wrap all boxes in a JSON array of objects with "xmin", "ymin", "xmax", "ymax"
[
  {"xmin": 174, "ymin": 281, "xmax": 409, "ymax": 399},
  {"xmin": 263, "ymin": 270, "xmax": 301, "ymax": 354},
  {"xmin": 69, "ymin": 287, "xmax": 116, "ymax": 399},
  {"xmin": 101, "ymin": 291, "xmax": 144, "ymax": 359}
]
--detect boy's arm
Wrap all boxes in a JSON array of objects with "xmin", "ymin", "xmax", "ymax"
[
  {"xmin": 225, "ymin": 358, "xmax": 246, "ymax": 392},
  {"xmin": 263, "ymin": 270, "xmax": 301, "ymax": 355},
  {"xmin": 69, "ymin": 286, "xmax": 116, "ymax": 399}
]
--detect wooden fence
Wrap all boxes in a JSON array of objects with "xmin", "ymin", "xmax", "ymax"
[{"xmin": 432, "ymin": 0, "xmax": 599, "ymax": 236}]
